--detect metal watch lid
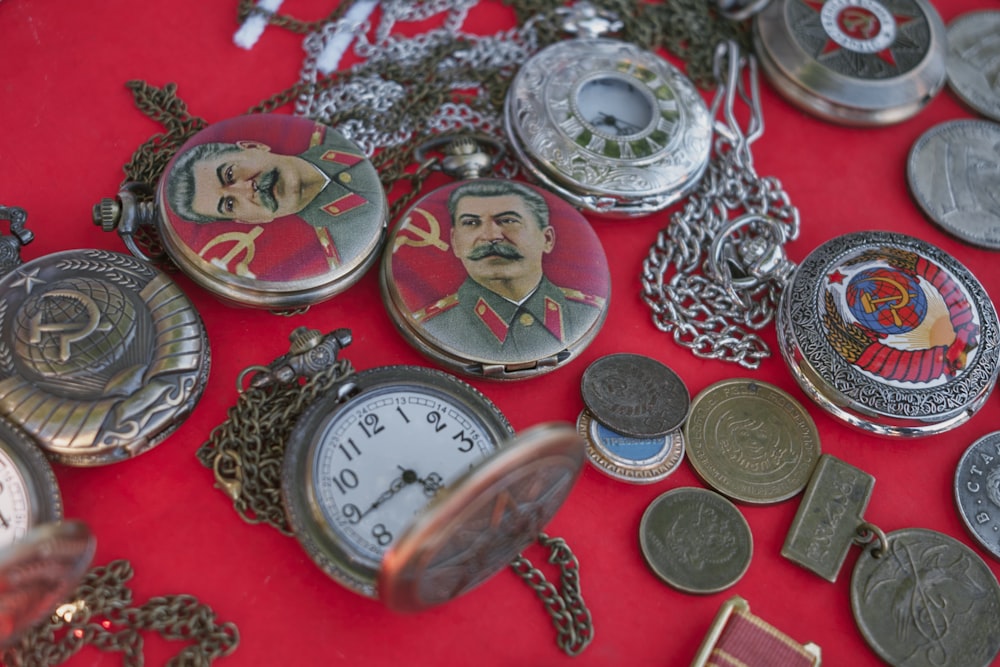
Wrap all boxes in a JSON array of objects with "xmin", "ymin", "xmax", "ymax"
[
  {"xmin": 0, "ymin": 249, "xmax": 210, "ymax": 465},
  {"xmin": 753, "ymin": 0, "xmax": 947, "ymax": 126},
  {"xmin": 380, "ymin": 179, "xmax": 610, "ymax": 380},
  {"xmin": 153, "ymin": 114, "xmax": 387, "ymax": 310},
  {"xmin": 0, "ymin": 419, "xmax": 62, "ymax": 550},
  {"xmin": 0, "ymin": 520, "xmax": 95, "ymax": 647},
  {"xmin": 777, "ymin": 231, "xmax": 1000, "ymax": 437},
  {"xmin": 379, "ymin": 422, "xmax": 585, "ymax": 612},
  {"xmin": 504, "ymin": 37, "xmax": 712, "ymax": 217}
]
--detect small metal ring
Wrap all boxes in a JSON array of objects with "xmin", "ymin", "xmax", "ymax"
[
  {"xmin": 854, "ymin": 521, "xmax": 889, "ymax": 559},
  {"xmin": 236, "ymin": 365, "xmax": 273, "ymax": 393},
  {"xmin": 413, "ymin": 133, "xmax": 506, "ymax": 171}
]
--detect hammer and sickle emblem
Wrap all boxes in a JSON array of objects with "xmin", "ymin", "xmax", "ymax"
[
  {"xmin": 841, "ymin": 9, "xmax": 878, "ymax": 39},
  {"xmin": 861, "ymin": 276, "xmax": 917, "ymax": 328},
  {"xmin": 392, "ymin": 208, "xmax": 449, "ymax": 254},
  {"xmin": 29, "ymin": 290, "xmax": 112, "ymax": 362},
  {"xmin": 199, "ymin": 227, "xmax": 264, "ymax": 278}
]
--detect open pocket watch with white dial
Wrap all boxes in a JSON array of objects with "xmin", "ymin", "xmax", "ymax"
[{"xmin": 504, "ymin": 2, "xmax": 713, "ymax": 218}]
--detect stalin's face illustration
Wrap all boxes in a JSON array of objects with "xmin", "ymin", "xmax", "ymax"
[
  {"xmin": 166, "ymin": 141, "xmax": 329, "ymax": 224},
  {"xmin": 447, "ymin": 181, "xmax": 556, "ymax": 302}
]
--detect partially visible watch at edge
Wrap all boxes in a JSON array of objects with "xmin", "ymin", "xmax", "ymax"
[
  {"xmin": 753, "ymin": 0, "xmax": 947, "ymax": 125},
  {"xmin": 945, "ymin": 10, "xmax": 1000, "ymax": 122}
]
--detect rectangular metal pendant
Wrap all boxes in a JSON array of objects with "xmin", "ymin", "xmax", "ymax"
[{"xmin": 782, "ymin": 454, "xmax": 875, "ymax": 582}]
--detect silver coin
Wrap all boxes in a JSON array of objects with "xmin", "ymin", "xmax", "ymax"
[
  {"xmin": 576, "ymin": 409, "xmax": 684, "ymax": 485},
  {"xmin": 580, "ymin": 353, "xmax": 689, "ymax": 438},
  {"xmin": 954, "ymin": 431, "xmax": 1000, "ymax": 562},
  {"xmin": 851, "ymin": 528, "xmax": 1000, "ymax": 667},
  {"xmin": 639, "ymin": 487, "xmax": 752, "ymax": 594},
  {"xmin": 684, "ymin": 379, "xmax": 821, "ymax": 504},
  {"xmin": 946, "ymin": 11, "xmax": 1000, "ymax": 122},
  {"xmin": 907, "ymin": 120, "xmax": 1000, "ymax": 250}
]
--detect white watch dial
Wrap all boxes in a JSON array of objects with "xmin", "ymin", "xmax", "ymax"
[{"xmin": 0, "ymin": 449, "xmax": 32, "ymax": 549}]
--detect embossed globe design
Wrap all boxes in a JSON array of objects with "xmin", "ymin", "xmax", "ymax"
[
  {"xmin": 13, "ymin": 278, "xmax": 137, "ymax": 383},
  {"xmin": 846, "ymin": 268, "xmax": 927, "ymax": 335}
]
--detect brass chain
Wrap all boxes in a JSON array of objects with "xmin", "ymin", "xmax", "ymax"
[
  {"xmin": 510, "ymin": 532, "xmax": 593, "ymax": 656},
  {"xmin": 2, "ymin": 560, "xmax": 239, "ymax": 667},
  {"xmin": 195, "ymin": 357, "xmax": 355, "ymax": 535}
]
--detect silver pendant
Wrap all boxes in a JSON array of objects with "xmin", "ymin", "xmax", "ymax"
[
  {"xmin": 777, "ymin": 231, "xmax": 1000, "ymax": 437},
  {"xmin": 753, "ymin": 0, "xmax": 947, "ymax": 125},
  {"xmin": 504, "ymin": 3, "xmax": 712, "ymax": 217}
]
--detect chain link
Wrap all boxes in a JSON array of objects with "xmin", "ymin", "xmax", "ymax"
[
  {"xmin": 2, "ymin": 560, "xmax": 239, "ymax": 667},
  {"xmin": 510, "ymin": 532, "xmax": 593, "ymax": 656},
  {"xmin": 641, "ymin": 42, "xmax": 799, "ymax": 370}
]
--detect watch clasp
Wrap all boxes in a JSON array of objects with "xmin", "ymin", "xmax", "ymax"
[
  {"xmin": 0, "ymin": 204, "xmax": 32, "ymax": 278},
  {"xmin": 239, "ymin": 326, "xmax": 354, "ymax": 391},
  {"xmin": 415, "ymin": 135, "xmax": 505, "ymax": 181},
  {"xmin": 557, "ymin": 2, "xmax": 623, "ymax": 39}
]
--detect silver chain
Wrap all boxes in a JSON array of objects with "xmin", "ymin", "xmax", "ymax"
[{"xmin": 641, "ymin": 41, "xmax": 799, "ymax": 370}]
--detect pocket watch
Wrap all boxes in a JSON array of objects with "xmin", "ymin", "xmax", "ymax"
[
  {"xmin": 777, "ymin": 231, "xmax": 1000, "ymax": 437},
  {"xmin": 753, "ymin": 0, "xmax": 947, "ymax": 126},
  {"xmin": 0, "ymin": 418, "xmax": 62, "ymax": 551},
  {"xmin": 380, "ymin": 137, "xmax": 610, "ymax": 380},
  {"xmin": 280, "ymin": 363, "xmax": 585, "ymax": 610},
  {"xmin": 504, "ymin": 2, "xmax": 712, "ymax": 217},
  {"xmin": 96, "ymin": 113, "xmax": 388, "ymax": 312},
  {"xmin": 0, "ymin": 207, "xmax": 210, "ymax": 466}
]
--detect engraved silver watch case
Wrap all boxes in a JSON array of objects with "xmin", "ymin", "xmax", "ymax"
[
  {"xmin": 777, "ymin": 231, "xmax": 999, "ymax": 437},
  {"xmin": 281, "ymin": 364, "xmax": 585, "ymax": 610},
  {"xmin": 753, "ymin": 0, "xmax": 947, "ymax": 126},
  {"xmin": 504, "ymin": 4, "xmax": 712, "ymax": 217}
]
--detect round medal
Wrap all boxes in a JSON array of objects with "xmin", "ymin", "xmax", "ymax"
[
  {"xmin": 954, "ymin": 431, "xmax": 1000, "ymax": 562},
  {"xmin": 684, "ymin": 379, "xmax": 821, "ymax": 505},
  {"xmin": 0, "ymin": 249, "xmax": 210, "ymax": 465},
  {"xmin": 576, "ymin": 409, "xmax": 684, "ymax": 485},
  {"xmin": 945, "ymin": 11, "xmax": 1000, "ymax": 122},
  {"xmin": 753, "ymin": 0, "xmax": 947, "ymax": 125},
  {"xmin": 381, "ymin": 178, "xmax": 610, "ymax": 380},
  {"xmin": 639, "ymin": 487, "xmax": 752, "ymax": 594},
  {"xmin": 99, "ymin": 114, "xmax": 388, "ymax": 311},
  {"xmin": 777, "ymin": 231, "xmax": 1000, "ymax": 437},
  {"xmin": 504, "ymin": 10, "xmax": 712, "ymax": 217},
  {"xmin": 850, "ymin": 528, "xmax": 1000, "ymax": 667}
]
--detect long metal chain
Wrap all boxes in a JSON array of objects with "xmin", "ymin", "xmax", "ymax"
[
  {"xmin": 640, "ymin": 41, "xmax": 799, "ymax": 370},
  {"xmin": 2, "ymin": 560, "xmax": 240, "ymax": 667}
]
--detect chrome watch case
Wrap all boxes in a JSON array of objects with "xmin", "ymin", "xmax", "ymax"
[
  {"xmin": 281, "ymin": 364, "xmax": 585, "ymax": 609},
  {"xmin": 753, "ymin": 0, "xmax": 947, "ymax": 126},
  {"xmin": 98, "ymin": 114, "xmax": 388, "ymax": 312},
  {"xmin": 0, "ymin": 209, "xmax": 210, "ymax": 465},
  {"xmin": 504, "ymin": 8, "xmax": 712, "ymax": 217},
  {"xmin": 777, "ymin": 231, "xmax": 1000, "ymax": 437}
]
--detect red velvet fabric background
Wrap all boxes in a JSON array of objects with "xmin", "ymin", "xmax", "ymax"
[{"xmin": 1, "ymin": 1, "xmax": 999, "ymax": 665}]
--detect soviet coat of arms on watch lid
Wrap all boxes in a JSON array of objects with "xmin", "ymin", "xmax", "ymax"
[
  {"xmin": 777, "ymin": 231, "xmax": 999, "ymax": 437},
  {"xmin": 753, "ymin": 0, "xmax": 947, "ymax": 125},
  {"xmin": 0, "ymin": 247, "xmax": 210, "ymax": 466},
  {"xmin": 381, "ymin": 179, "xmax": 610, "ymax": 380},
  {"xmin": 97, "ymin": 114, "xmax": 388, "ymax": 311}
]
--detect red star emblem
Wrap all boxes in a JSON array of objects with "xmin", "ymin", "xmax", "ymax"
[
  {"xmin": 803, "ymin": 0, "xmax": 916, "ymax": 68},
  {"xmin": 828, "ymin": 269, "xmax": 846, "ymax": 285}
]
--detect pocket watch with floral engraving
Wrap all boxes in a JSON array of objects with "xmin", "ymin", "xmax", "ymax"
[
  {"xmin": 95, "ymin": 113, "xmax": 388, "ymax": 312},
  {"xmin": 0, "ymin": 206, "xmax": 210, "ymax": 466},
  {"xmin": 504, "ymin": 2, "xmax": 713, "ymax": 217},
  {"xmin": 280, "ymin": 361, "xmax": 586, "ymax": 610}
]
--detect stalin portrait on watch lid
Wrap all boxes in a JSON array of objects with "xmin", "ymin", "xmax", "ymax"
[
  {"xmin": 387, "ymin": 179, "xmax": 610, "ymax": 365},
  {"xmin": 159, "ymin": 114, "xmax": 385, "ymax": 285}
]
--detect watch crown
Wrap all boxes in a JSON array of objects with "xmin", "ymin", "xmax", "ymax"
[
  {"xmin": 288, "ymin": 327, "xmax": 324, "ymax": 355},
  {"xmin": 93, "ymin": 197, "xmax": 122, "ymax": 232}
]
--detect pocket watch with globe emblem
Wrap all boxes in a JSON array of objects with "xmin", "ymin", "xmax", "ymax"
[
  {"xmin": 503, "ymin": 2, "xmax": 712, "ymax": 217},
  {"xmin": 0, "ymin": 205, "xmax": 209, "ymax": 466}
]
